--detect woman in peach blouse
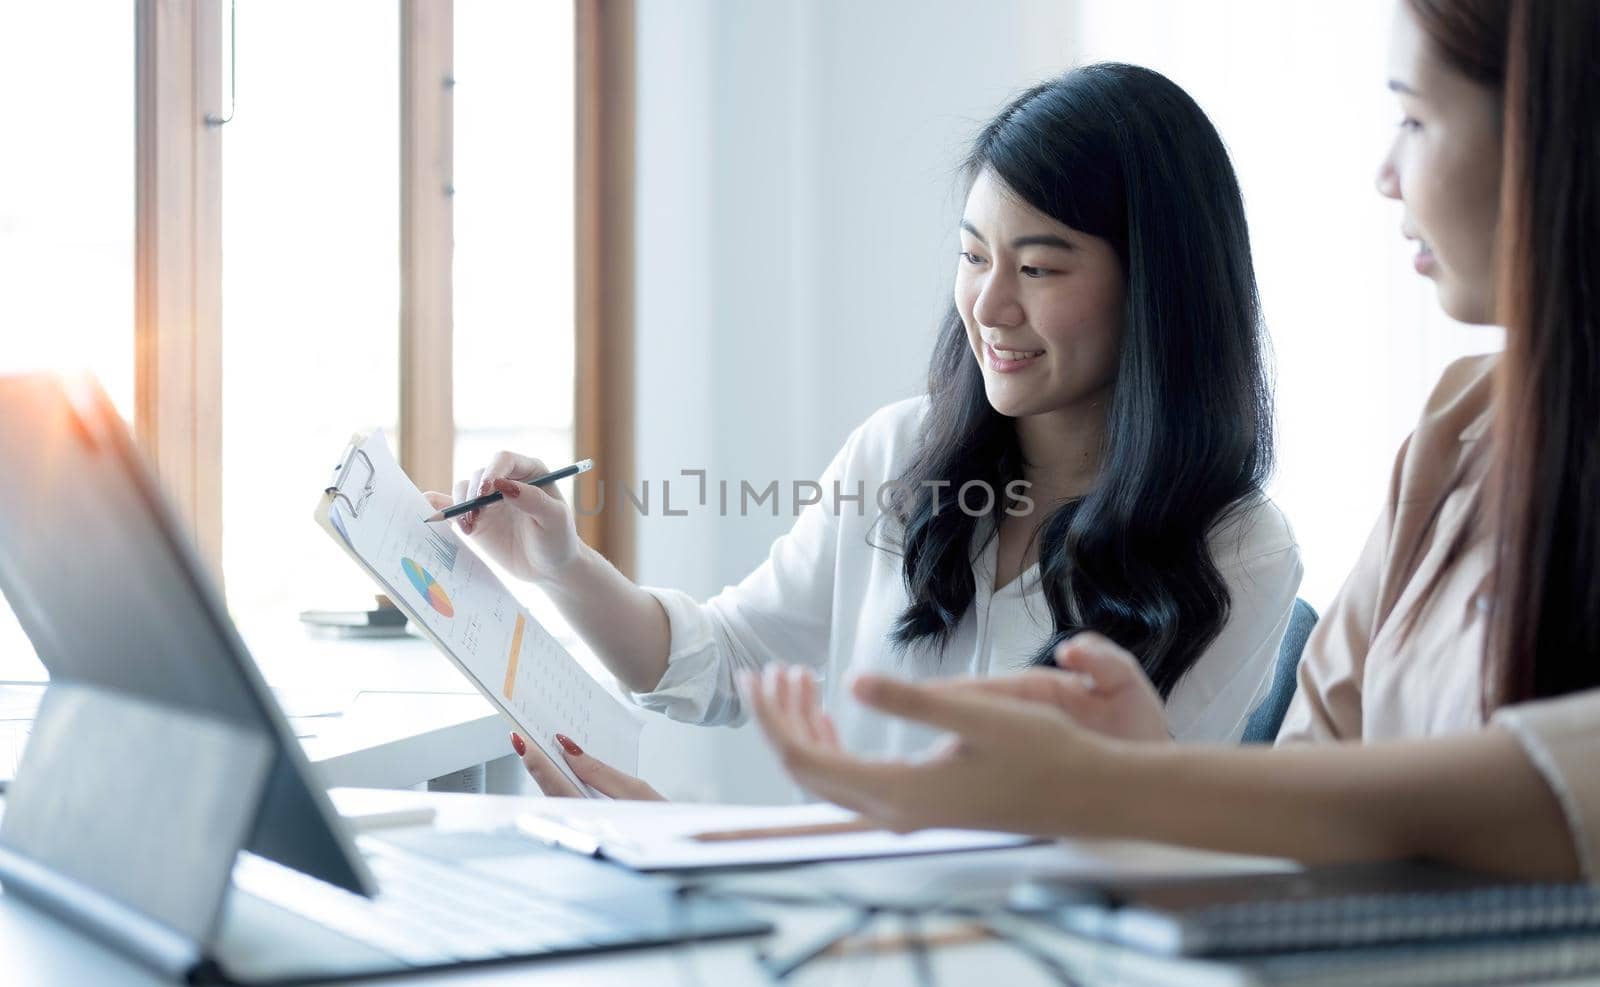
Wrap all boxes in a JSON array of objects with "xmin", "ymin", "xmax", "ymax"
[{"xmin": 749, "ymin": 0, "xmax": 1600, "ymax": 881}]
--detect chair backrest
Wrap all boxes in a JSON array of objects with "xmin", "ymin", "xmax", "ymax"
[{"xmin": 1240, "ymin": 597, "xmax": 1319, "ymax": 744}]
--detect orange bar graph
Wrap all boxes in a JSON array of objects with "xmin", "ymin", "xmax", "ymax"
[{"xmin": 503, "ymin": 613, "xmax": 526, "ymax": 699}]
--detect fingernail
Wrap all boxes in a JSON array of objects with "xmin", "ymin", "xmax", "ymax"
[
  {"xmin": 493, "ymin": 477, "xmax": 521, "ymax": 499},
  {"xmin": 510, "ymin": 732, "xmax": 526, "ymax": 756},
  {"xmin": 555, "ymin": 734, "xmax": 583, "ymax": 757}
]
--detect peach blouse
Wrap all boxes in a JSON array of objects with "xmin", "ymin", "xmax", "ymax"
[{"xmin": 1278, "ymin": 354, "xmax": 1600, "ymax": 879}]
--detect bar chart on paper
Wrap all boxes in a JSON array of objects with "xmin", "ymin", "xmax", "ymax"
[{"xmin": 318, "ymin": 433, "xmax": 641, "ymax": 792}]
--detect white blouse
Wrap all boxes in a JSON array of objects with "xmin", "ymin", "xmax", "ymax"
[{"xmin": 629, "ymin": 397, "xmax": 1303, "ymax": 756}]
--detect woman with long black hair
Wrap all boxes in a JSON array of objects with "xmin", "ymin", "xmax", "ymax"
[
  {"xmin": 751, "ymin": 0, "xmax": 1600, "ymax": 881},
  {"xmin": 431, "ymin": 63, "xmax": 1301, "ymax": 797}
]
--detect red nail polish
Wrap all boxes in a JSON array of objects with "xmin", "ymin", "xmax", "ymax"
[
  {"xmin": 511, "ymin": 733, "xmax": 526, "ymax": 756},
  {"xmin": 556, "ymin": 734, "xmax": 583, "ymax": 757},
  {"xmin": 494, "ymin": 477, "xmax": 521, "ymax": 499}
]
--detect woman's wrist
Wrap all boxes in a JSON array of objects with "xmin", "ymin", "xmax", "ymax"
[
  {"xmin": 533, "ymin": 540, "xmax": 599, "ymax": 592},
  {"xmin": 1056, "ymin": 735, "xmax": 1177, "ymax": 844}
]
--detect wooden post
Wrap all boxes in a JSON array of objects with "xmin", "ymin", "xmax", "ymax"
[
  {"xmin": 399, "ymin": 0, "xmax": 455, "ymax": 494},
  {"xmin": 574, "ymin": 0, "xmax": 636, "ymax": 576},
  {"xmin": 134, "ymin": 0, "xmax": 224, "ymax": 581}
]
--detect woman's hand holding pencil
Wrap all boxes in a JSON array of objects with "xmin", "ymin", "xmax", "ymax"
[
  {"xmin": 430, "ymin": 450, "xmax": 679, "ymax": 799},
  {"xmin": 425, "ymin": 459, "xmax": 593, "ymax": 522},
  {"xmin": 421, "ymin": 453, "xmax": 591, "ymax": 584}
]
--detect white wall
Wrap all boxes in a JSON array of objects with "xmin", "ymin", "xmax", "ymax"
[
  {"xmin": 1070, "ymin": 0, "xmax": 1501, "ymax": 614},
  {"xmin": 630, "ymin": 0, "xmax": 1079, "ymax": 802}
]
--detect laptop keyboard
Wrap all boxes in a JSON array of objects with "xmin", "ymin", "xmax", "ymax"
[{"xmin": 232, "ymin": 834, "xmax": 620, "ymax": 967}]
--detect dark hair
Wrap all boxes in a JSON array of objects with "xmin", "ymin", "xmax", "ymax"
[
  {"xmin": 1404, "ymin": 0, "xmax": 1600, "ymax": 708},
  {"xmin": 884, "ymin": 64, "xmax": 1273, "ymax": 698}
]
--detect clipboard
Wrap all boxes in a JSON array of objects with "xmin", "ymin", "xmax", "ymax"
[{"xmin": 314, "ymin": 432, "xmax": 642, "ymax": 796}]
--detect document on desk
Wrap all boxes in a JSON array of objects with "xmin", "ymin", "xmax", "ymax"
[
  {"xmin": 516, "ymin": 801, "xmax": 1033, "ymax": 870},
  {"xmin": 315, "ymin": 431, "xmax": 641, "ymax": 795}
]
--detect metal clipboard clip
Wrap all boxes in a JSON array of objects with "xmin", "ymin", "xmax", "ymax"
[{"xmin": 326, "ymin": 443, "xmax": 376, "ymax": 520}]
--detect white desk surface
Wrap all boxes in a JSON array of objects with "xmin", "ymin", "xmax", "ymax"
[
  {"xmin": 0, "ymin": 786, "xmax": 1304, "ymax": 987},
  {"xmin": 0, "ymin": 620, "xmax": 526, "ymax": 791},
  {"xmin": 243, "ymin": 620, "xmax": 517, "ymax": 790}
]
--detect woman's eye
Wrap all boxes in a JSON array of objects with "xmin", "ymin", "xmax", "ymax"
[
  {"xmin": 960, "ymin": 251, "xmax": 985, "ymax": 265},
  {"xmin": 1397, "ymin": 116, "xmax": 1421, "ymax": 132},
  {"xmin": 1020, "ymin": 265, "xmax": 1051, "ymax": 278}
]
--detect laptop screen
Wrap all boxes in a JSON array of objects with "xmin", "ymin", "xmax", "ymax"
[{"xmin": 0, "ymin": 374, "xmax": 371, "ymax": 896}]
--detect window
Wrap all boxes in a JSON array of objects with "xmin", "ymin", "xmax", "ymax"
[
  {"xmin": 220, "ymin": 0, "xmax": 403, "ymax": 627},
  {"xmin": 452, "ymin": 1, "xmax": 578, "ymax": 484},
  {"xmin": 217, "ymin": 1, "xmax": 583, "ymax": 633},
  {"xmin": 0, "ymin": 5, "xmax": 135, "ymax": 415},
  {"xmin": 0, "ymin": 2, "xmax": 135, "ymax": 679},
  {"xmin": 0, "ymin": 0, "xmax": 624, "ymax": 670}
]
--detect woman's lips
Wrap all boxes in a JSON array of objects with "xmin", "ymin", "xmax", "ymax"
[
  {"xmin": 1410, "ymin": 236, "xmax": 1438, "ymax": 276},
  {"xmin": 986, "ymin": 341, "xmax": 1044, "ymax": 373},
  {"xmin": 1414, "ymin": 243, "xmax": 1440, "ymax": 276}
]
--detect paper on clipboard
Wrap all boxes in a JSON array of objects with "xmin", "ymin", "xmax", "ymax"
[{"xmin": 314, "ymin": 431, "xmax": 641, "ymax": 796}]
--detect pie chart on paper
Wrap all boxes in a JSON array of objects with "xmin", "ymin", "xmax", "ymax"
[{"xmin": 401, "ymin": 557, "xmax": 454, "ymax": 618}]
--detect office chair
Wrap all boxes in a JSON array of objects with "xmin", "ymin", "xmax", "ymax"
[{"xmin": 1240, "ymin": 598, "xmax": 1319, "ymax": 744}]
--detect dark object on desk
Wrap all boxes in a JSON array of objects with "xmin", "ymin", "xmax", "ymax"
[
  {"xmin": 0, "ymin": 375, "xmax": 768, "ymax": 985},
  {"xmin": 1010, "ymin": 860, "xmax": 1600, "ymax": 957},
  {"xmin": 426, "ymin": 458, "xmax": 594, "ymax": 522},
  {"xmin": 300, "ymin": 595, "xmax": 410, "ymax": 638}
]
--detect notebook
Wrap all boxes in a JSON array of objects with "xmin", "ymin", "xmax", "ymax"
[
  {"xmin": 316, "ymin": 431, "xmax": 642, "ymax": 795},
  {"xmin": 1010, "ymin": 860, "xmax": 1600, "ymax": 957},
  {"xmin": 988, "ymin": 910, "xmax": 1600, "ymax": 987}
]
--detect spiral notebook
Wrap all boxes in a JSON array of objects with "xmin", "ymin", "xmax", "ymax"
[
  {"xmin": 1018, "ymin": 860, "xmax": 1600, "ymax": 957},
  {"xmin": 989, "ymin": 911, "xmax": 1600, "ymax": 987}
]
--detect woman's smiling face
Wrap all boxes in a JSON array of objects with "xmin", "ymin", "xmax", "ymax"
[
  {"xmin": 954, "ymin": 168, "xmax": 1126, "ymax": 419},
  {"xmin": 1376, "ymin": 2, "xmax": 1504, "ymax": 325}
]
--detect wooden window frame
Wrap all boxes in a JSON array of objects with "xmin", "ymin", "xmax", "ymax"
[
  {"xmin": 135, "ymin": 0, "xmax": 224, "ymax": 580},
  {"xmin": 574, "ymin": 0, "xmax": 636, "ymax": 578},
  {"xmin": 398, "ymin": 0, "xmax": 456, "ymax": 495}
]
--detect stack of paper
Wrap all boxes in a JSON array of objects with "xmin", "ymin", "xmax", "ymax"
[{"xmin": 516, "ymin": 800, "xmax": 1033, "ymax": 870}]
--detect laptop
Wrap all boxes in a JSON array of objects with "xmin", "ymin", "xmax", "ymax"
[{"xmin": 0, "ymin": 374, "xmax": 769, "ymax": 984}]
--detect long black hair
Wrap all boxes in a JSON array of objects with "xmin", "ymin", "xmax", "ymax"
[{"xmin": 886, "ymin": 64, "xmax": 1273, "ymax": 698}]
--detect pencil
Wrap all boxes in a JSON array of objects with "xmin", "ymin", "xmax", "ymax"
[
  {"xmin": 426, "ymin": 459, "xmax": 594, "ymax": 522},
  {"xmin": 687, "ymin": 817, "xmax": 879, "ymax": 843}
]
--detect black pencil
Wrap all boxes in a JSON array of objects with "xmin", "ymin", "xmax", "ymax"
[{"xmin": 426, "ymin": 459, "xmax": 594, "ymax": 522}]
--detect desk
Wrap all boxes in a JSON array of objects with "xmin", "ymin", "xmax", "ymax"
[
  {"xmin": 7, "ymin": 788, "xmax": 1600, "ymax": 986},
  {"xmin": 0, "ymin": 620, "xmax": 540, "ymax": 795},
  {"xmin": 0, "ymin": 787, "xmax": 1303, "ymax": 987}
]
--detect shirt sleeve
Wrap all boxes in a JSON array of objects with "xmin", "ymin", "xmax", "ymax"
[
  {"xmin": 625, "ymin": 423, "xmax": 866, "ymax": 727},
  {"xmin": 1492, "ymin": 691, "xmax": 1600, "ymax": 882},
  {"xmin": 1274, "ymin": 511, "xmax": 1387, "ymax": 743},
  {"xmin": 1276, "ymin": 435, "xmax": 1414, "ymax": 745},
  {"xmin": 1165, "ymin": 502, "xmax": 1303, "ymax": 743}
]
